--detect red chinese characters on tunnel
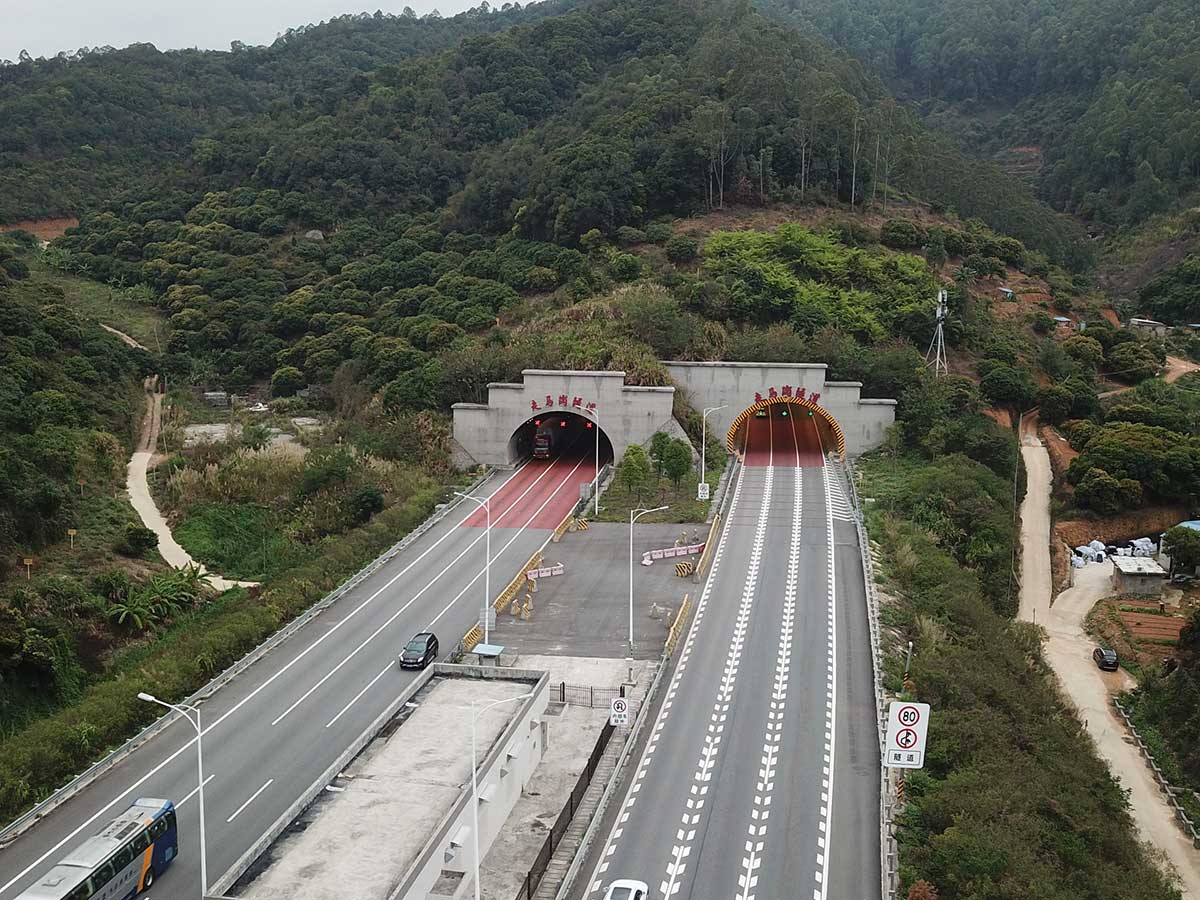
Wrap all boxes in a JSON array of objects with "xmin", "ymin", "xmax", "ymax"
[
  {"xmin": 530, "ymin": 395, "xmax": 597, "ymax": 413},
  {"xmin": 753, "ymin": 387, "xmax": 821, "ymax": 405}
]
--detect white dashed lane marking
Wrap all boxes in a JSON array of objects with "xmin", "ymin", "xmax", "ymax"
[
  {"xmin": 587, "ymin": 465, "xmax": 750, "ymax": 897},
  {"xmin": 661, "ymin": 466, "xmax": 774, "ymax": 899},
  {"xmin": 736, "ymin": 464, "xmax": 801, "ymax": 900},
  {"xmin": 814, "ymin": 465, "xmax": 838, "ymax": 900}
]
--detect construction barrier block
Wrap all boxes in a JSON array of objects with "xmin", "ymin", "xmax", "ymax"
[{"xmin": 674, "ymin": 560, "xmax": 694, "ymax": 577}]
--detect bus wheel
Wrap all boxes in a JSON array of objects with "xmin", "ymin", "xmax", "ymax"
[{"xmin": 142, "ymin": 868, "xmax": 155, "ymax": 890}]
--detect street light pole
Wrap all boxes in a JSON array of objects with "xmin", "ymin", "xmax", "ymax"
[
  {"xmin": 700, "ymin": 406, "xmax": 727, "ymax": 495},
  {"xmin": 138, "ymin": 692, "xmax": 207, "ymax": 900},
  {"xmin": 455, "ymin": 492, "xmax": 492, "ymax": 645},
  {"xmin": 471, "ymin": 692, "xmax": 535, "ymax": 900},
  {"xmin": 591, "ymin": 406, "xmax": 602, "ymax": 517},
  {"xmin": 629, "ymin": 505, "xmax": 669, "ymax": 656}
]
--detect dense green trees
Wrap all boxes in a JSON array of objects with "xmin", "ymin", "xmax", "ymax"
[
  {"xmin": 0, "ymin": 239, "xmax": 145, "ymax": 567},
  {"xmin": 760, "ymin": 0, "xmax": 1200, "ymax": 234}
]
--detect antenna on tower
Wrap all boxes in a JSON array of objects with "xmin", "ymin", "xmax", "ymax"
[{"xmin": 926, "ymin": 289, "xmax": 948, "ymax": 377}]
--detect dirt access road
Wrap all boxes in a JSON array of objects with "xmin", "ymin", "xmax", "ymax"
[
  {"xmin": 125, "ymin": 376, "xmax": 257, "ymax": 592},
  {"xmin": 1019, "ymin": 412, "xmax": 1200, "ymax": 897},
  {"xmin": 1101, "ymin": 355, "xmax": 1200, "ymax": 398}
]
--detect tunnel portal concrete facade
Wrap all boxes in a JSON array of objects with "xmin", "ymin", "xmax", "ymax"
[
  {"xmin": 452, "ymin": 370, "xmax": 676, "ymax": 467},
  {"xmin": 451, "ymin": 363, "xmax": 896, "ymax": 467},
  {"xmin": 663, "ymin": 361, "xmax": 896, "ymax": 458}
]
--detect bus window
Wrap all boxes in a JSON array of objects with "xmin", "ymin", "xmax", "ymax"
[
  {"xmin": 131, "ymin": 829, "xmax": 151, "ymax": 852},
  {"xmin": 66, "ymin": 884, "xmax": 91, "ymax": 900},
  {"xmin": 149, "ymin": 818, "xmax": 168, "ymax": 840},
  {"xmin": 166, "ymin": 809, "xmax": 177, "ymax": 832},
  {"xmin": 90, "ymin": 860, "xmax": 116, "ymax": 892}
]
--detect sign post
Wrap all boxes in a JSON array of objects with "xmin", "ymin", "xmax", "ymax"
[
  {"xmin": 884, "ymin": 701, "xmax": 930, "ymax": 769},
  {"xmin": 697, "ymin": 481, "xmax": 710, "ymax": 501},
  {"xmin": 67, "ymin": 528, "xmax": 77, "ymax": 550},
  {"xmin": 609, "ymin": 697, "xmax": 629, "ymax": 727}
]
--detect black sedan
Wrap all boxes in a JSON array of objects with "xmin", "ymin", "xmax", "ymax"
[
  {"xmin": 1093, "ymin": 647, "xmax": 1119, "ymax": 671},
  {"xmin": 399, "ymin": 632, "xmax": 439, "ymax": 669}
]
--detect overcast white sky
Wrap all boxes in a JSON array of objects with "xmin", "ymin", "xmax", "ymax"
[{"xmin": 1, "ymin": 0, "xmax": 484, "ymax": 61}]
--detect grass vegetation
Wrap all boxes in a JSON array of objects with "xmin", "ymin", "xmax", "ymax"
[
  {"xmin": 7, "ymin": 249, "xmax": 168, "ymax": 351},
  {"xmin": 857, "ymin": 368, "xmax": 1176, "ymax": 899},
  {"xmin": 0, "ymin": 481, "xmax": 447, "ymax": 822}
]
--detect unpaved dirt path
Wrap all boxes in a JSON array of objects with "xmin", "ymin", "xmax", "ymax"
[
  {"xmin": 126, "ymin": 377, "xmax": 258, "ymax": 592},
  {"xmin": 1019, "ymin": 414, "xmax": 1200, "ymax": 897},
  {"xmin": 100, "ymin": 322, "xmax": 149, "ymax": 352}
]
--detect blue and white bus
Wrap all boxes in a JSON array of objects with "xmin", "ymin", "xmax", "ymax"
[{"xmin": 17, "ymin": 798, "xmax": 178, "ymax": 900}]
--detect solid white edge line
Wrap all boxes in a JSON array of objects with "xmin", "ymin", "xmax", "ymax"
[
  {"xmin": 322, "ymin": 454, "xmax": 593, "ymax": 728},
  {"xmin": 269, "ymin": 456, "xmax": 587, "ymax": 726},
  {"xmin": 226, "ymin": 779, "xmax": 273, "ymax": 824}
]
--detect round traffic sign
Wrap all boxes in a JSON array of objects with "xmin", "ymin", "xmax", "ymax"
[
  {"xmin": 897, "ymin": 705, "xmax": 921, "ymax": 727},
  {"xmin": 895, "ymin": 728, "xmax": 918, "ymax": 750},
  {"xmin": 611, "ymin": 698, "xmax": 628, "ymax": 714}
]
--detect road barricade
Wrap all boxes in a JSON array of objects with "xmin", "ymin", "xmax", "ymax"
[{"xmin": 641, "ymin": 542, "xmax": 705, "ymax": 566}]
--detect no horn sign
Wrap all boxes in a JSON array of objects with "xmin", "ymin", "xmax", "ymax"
[{"xmin": 885, "ymin": 701, "xmax": 930, "ymax": 769}]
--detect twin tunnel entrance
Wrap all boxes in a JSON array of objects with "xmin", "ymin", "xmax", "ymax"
[
  {"xmin": 727, "ymin": 397, "xmax": 844, "ymax": 468},
  {"xmin": 507, "ymin": 411, "xmax": 615, "ymax": 467},
  {"xmin": 506, "ymin": 399, "xmax": 842, "ymax": 470}
]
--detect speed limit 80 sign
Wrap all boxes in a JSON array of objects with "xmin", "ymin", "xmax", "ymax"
[{"xmin": 885, "ymin": 701, "xmax": 930, "ymax": 769}]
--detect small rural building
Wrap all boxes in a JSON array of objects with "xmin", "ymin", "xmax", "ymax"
[
  {"xmin": 999, "ymin": 287, "xmax": 1015, "ymax": 300},
  {"xmin": 1128, "ymin": 317, "xmax": 1168, "ymax": 338},
  {"xmin": 1112, "ymin": 556, "xmax": 1167, "ymax": 597},
  {"xmin": 202, "ymin": 391, "xmax": 230, "ymax": 408}
]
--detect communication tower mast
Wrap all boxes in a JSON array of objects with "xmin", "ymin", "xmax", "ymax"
[{"xmin": 926, "ymin": 289, "xmax": 949, "ymax": 377}]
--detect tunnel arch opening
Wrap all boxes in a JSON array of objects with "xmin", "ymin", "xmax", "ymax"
[
  {"xmin": 507, "ymin": 411, "xmax": 615, "ymax": 466},
  {"xmin": 726, "ymin": 396, "xmax": 846, "ymax": 460}
]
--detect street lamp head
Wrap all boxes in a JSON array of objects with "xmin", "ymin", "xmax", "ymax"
[{"xmin": 137, "ymin": 692, "xmax": 157, "ymax": 703}]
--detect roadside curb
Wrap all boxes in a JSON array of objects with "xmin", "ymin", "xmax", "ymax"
[
  {"xmin": 843, "ymin": 456, "xmax": 896, "ymax": 900},
  {"xmin": 0, "ymin": 468, "xmax": 494, "ymax": 848}
]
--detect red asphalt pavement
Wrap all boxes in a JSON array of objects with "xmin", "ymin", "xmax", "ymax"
[
  {"xmin": 743, "ymin": 406, "xmax": 825, "ymax": 467},
  {"xmin": 462, "ymin": 454, "xmax": 596, "ymax": 530}
]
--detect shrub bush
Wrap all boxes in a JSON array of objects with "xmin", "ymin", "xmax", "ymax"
[
  {"xmin": 665, "ymin": 235, "xmax": 699, "ymax": 263},
  {"xmin": 880, "ymin": 218, "xmax": 926, "ymax": 249},
  {"xmin": 115, "ymin": 523, "xmax": 158, "ymax": 557},
  {"xmin": 644, "ymin": 223, "xmax": 672, "ymax": 244}
]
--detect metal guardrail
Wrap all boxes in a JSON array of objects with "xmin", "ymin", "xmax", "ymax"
[
  {"xmin": 513, "ymin": 721, "xmax": 616, "ymax": 900},
  {"xmin": 1113, "ymin": 698, "xmax": 1200, "ymax": 849},
  {"xmin": 664, "ymin": 594, "xmax": 692, "ymax": 656},
  {"xmin": 842, "ymin": 457, "xmax": 896, "ymax": 900},
  {"xmin": 0, "ymin": 468, "xmax": 495, "ymax": 846}
]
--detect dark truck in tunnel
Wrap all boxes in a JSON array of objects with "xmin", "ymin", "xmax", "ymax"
[{"xmin": 532, "ymin": 418, "xmax": 567, "ymax": 458}]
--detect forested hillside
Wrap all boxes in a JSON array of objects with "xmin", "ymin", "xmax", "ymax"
[
  {"xmin": 0, "ymin": 0, "xmax": 1087, "ymax": 267},
  {"xmin": 763, "ymin": 0, "xmax": 1200, "ymax": 231},
  {"xmin": 0, "ymin": 2, "xmax": 570, "ymax": 222}
]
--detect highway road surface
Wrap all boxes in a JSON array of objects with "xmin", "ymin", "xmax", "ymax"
[
  {"xmin": 583, "ymin": 408, "xmax": 880, "ymax": 900},
  {"xmin": 0, "ymin": 445, "xmax": 598, "ymax": 900}
]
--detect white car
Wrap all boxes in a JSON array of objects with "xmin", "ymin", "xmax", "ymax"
[{"xmin": 603, "ymin": 880, "xmax": 650, "ymax": 900}]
